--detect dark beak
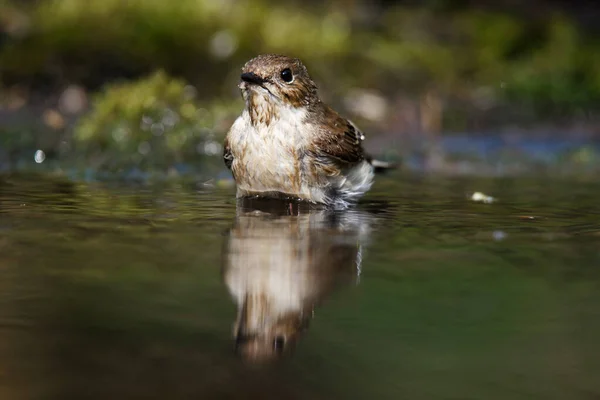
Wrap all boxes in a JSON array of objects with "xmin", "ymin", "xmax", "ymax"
[{"xmin": 241, "ymin": 72, "xmax": 265, "ymax": 85}]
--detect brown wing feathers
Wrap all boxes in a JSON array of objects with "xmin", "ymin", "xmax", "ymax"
[
  {"xmin": 223, "ymin": 138, "xmax": 234, "ymax": 170},
  {"xmin": 311, "ymin": 106, "xmax": 365, "ymax": 167}
]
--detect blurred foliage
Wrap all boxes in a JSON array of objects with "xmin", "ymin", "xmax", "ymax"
[
  {"xmin": 1, "ymin": 0, "xmax": 600, "ymax": 177},
  {"xmin": 1, "ymin": 0, "xmax": 599, "ymax": 123},
  {"xmin": 73, "ymin": 71, "xmax": 240, "ymax": 174}
]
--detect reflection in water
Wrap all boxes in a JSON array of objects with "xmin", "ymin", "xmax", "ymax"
[
  {"xmin": 2, "ymin": 176, "xmax": 600, "ymax": 398},
  {"xmin": 222, "ymin": 198, "xmax": 373, "ymax": 363}
]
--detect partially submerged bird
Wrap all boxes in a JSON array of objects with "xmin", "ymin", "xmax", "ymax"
[{"xmin": 224, "ymin": 54, "xmax": 392, "ymax": 209}]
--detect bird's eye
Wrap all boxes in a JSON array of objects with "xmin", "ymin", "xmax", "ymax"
[
  {"xmin": 280, "ymin": 68, "xmax": 294, "ymax": 83},
  {"xmin": 273, "ymin": 336, "xmax": 285, "ymax": 352}
]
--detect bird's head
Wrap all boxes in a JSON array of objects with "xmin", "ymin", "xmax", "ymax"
[{"xmin": 238, "ymin": 54, "xmax": 319, "ymax": 125}]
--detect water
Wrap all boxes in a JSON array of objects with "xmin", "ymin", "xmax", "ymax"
[{"xmin": 1, "ymin": 172, "xmax": 599, "ymax": 399}]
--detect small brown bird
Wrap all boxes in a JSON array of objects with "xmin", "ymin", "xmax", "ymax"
[{"xmin": 224, "ymin": 54, "xmax": 391, "ymax": 209}]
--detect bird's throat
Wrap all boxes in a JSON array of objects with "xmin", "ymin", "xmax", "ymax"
[{"xmin": 247, "ymin": 91, "xmax": 280, "ymax": 127}]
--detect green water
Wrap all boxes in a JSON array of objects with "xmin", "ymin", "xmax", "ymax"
[{"xmin": 1, "ymin": 172, "xmax": 599, "ymax": 399}]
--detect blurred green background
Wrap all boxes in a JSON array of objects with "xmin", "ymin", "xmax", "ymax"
[{"xmin": 1, "ymin": 0, "xmax": 599, "ymax": 178}]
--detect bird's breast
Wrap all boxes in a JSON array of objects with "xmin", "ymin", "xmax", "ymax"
[{"xmin": 228, "ymin": 109, "xmax": 313, "ymax": 198}]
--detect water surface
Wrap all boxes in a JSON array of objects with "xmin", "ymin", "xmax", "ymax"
[{"xmin": 0, "ymin": 172, "xmax": 599, "ymax": 399}]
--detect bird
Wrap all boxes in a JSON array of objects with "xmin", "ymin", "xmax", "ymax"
[{"xmin": 223, "ymin": 54, "xmax": 394, "ymax": 209}]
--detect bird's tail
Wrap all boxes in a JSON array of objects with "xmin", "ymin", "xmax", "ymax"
[{"xmin": 367, "ymin": 156, "xmax": 398, "ymax": 173}]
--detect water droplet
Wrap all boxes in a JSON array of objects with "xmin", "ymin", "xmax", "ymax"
[{"xmin": 34, "ymin": 149, "xmax": 45, "ymax": 163}]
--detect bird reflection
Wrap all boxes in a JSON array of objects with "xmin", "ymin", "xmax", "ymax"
[{"xmin": 222, "ymin": 198, "xmax": 373, "ymax": 363}]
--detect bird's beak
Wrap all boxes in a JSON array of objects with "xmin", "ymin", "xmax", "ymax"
[{"xmin": 241, "ymin": 72, "xmax": 265, "ymax": 86}]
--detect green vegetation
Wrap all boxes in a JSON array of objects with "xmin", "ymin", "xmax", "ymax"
[
  {"xmin": 1, "ymin": 0, "xmax": 599, "ymax": 176},
  {"xmin": 73, "ymin": 70, "xmax": 240, "ymax": 173},
  {"xmin": 2, "ymin": 0, "xmax": 599, "ymax": 117}
]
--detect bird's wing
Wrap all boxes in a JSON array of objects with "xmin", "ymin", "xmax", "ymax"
[
  {"xmin": 310, "ymin": 106, "xmax": 366, "ymax": 171},
  {"xmin": 223, "ymin": 137, "xmax": 234, "ymax": 170}
]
